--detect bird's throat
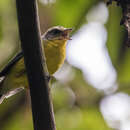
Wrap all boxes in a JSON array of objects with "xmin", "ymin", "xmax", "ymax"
[{"xmin": 43, "ymin": 40, "xmax": 67, "ymax": 75}]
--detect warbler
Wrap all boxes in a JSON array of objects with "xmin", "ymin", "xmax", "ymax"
[{"xmin": 0, "ymin": 26, "xmax": 72, "ymax": 104}]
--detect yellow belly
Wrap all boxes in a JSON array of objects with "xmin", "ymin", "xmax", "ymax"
[
  {"xmin": 2, "ymin": 40, "xmax": 67, "ymax": 90},
  {"xmin": 44, "ymin": 41, "xmax": 66, "ymax": 75}
]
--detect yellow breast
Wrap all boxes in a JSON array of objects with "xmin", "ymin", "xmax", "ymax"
[
  {"xmin": 44, "ymin": 40, "xmax": 67, "ymax": 75},
  {"xmin": 2, "ymin": 39, "xmax": 67, "ymax": 90}
]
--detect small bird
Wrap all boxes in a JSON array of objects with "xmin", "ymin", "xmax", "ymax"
[{"xmin": 0, "ymin": 26, "xmax": 72, "ymax": 104}]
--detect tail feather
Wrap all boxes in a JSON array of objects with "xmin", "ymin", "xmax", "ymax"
[
  {"xmin": 0, "ymin": 94, "xmax": 4, "ymax": 104},
  {"xmin": 0, "ymin": 87, "xmax": 24, "ymax": 104},
  {"xmin": 0, "ymin": 77, "xmax": 5, "ymax": 89}
]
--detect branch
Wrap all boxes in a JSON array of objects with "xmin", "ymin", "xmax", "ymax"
[
  {"xmin": 107, "ymin": 0, "xmax": 130, "ymax": 47},
  {"xmin": 16, "ymin": 0, "xmax": 56, "ymax": 130}
]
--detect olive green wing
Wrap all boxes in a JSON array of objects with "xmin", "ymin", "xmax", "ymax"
[
  {"xmin": 0, "ymin": 51, "xmax": 23, "ymax": 77},
  {"xmin": 0, "ymin": 52, "xmax": 24, "ymax": 104}
]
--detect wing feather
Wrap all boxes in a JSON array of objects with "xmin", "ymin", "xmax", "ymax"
[{"xmin": 0, "ymin": 52, "xmax": 23, "ymax": 77}]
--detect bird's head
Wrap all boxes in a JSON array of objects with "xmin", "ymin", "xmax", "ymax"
[{"xmin": 42, "ymin": 26, "xmax": 72, "ymax": 41}]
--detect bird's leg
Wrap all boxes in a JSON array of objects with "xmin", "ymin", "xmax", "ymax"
[
  {"xmin": 45, "ymin": 74, "xmax": 57, "ymax": 83},
  {"xmin": 0, "ymin": 77, "xmax": 5, "ymax": 82},
  {"xmin": 0, "ymin": 76, "xmax": 5, "ymax": 90},
  {"xmin": 45, "ymin": 75, "xmax": 52, "ymax": 82}
]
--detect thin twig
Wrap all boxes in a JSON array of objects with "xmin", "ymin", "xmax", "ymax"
[{"xmin": 107, "ymin": 0, "xmax": 130, "ymax": 47}]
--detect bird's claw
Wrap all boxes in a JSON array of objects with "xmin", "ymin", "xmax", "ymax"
[{"xmin": 45, "ymin": 75, "xmax": 52, "ymax": 82}]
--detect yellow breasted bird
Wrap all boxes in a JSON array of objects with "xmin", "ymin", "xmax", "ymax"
[{"xmin": 0, "ymin": 26, "xmax": 72, "ymax": 104}]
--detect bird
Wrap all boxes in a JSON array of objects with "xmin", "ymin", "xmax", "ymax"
[{"xmin": 0, "ymin": 26, "xmax": 72, "ymax": 104}]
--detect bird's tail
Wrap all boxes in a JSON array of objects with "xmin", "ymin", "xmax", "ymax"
[
  {"xmin": 0, "ymin": 76, "xmax": 25, "ymax": 104},
  {"xmin": 0, "ymin": 87, "xmax": 24, "ymax": 104},
  {"xmin": 0, "ymin": 86, "xmax": 24, "ymax": 104}
]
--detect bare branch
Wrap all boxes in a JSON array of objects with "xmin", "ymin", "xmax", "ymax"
[
  {"xmin": 107, "ymin": 0, "xmax": 130, "ymax": 47},
  {"xmin": 16, "ymin": 0, "xmax": 56, "ymax": 130}
]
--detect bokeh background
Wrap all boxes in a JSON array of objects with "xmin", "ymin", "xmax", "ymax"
[{"xmin": 0, "ymin": 0, "xmax": 129, "ymax": 130}]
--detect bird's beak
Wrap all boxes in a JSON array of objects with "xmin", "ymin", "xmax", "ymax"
[
  {"xmin": 62, "ymin": 28, "xmax": 73, "ymax": 40},
  {"xmin": 64, "ymin": 28, "xmax": 73, "ymax": 33}
]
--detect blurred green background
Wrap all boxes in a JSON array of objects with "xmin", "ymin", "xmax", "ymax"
[{"xmin": 0, "ymin": 0, "xmax": 129, "ymax": 130}]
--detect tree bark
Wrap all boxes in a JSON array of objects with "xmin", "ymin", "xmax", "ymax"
[{"xmin": 16, "ymin": 0, "xmax": 56, "ymax": 130}]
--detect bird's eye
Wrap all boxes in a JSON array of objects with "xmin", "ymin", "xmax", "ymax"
[
  {"xmin": 50, "ymin": 29, "xmax": 62, "ymax": 35},
  {"xmin": 45, "ymin": 28, "xmax": 63, "ymax": 40}
]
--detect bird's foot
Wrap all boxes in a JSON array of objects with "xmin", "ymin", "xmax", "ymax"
[{"xmin": 45, "ymin": 75, "xmax": 52, "ymax": 82}]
